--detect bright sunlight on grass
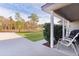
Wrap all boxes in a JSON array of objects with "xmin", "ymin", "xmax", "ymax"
[{"xmin": 17, "ymin": 32, "xmax": 44, "ymax": 42}]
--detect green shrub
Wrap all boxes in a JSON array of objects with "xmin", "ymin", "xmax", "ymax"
[
  {"xmin": 43, "ymin": 23, "xmax": 50, "ymax": 43},
  {"xmin": 54, "ymin": 25, "xmax": 62, "ymax": 44},
  {"xmin": 43, "ymin": 23, "xmax": 62, "ymax": 45}
]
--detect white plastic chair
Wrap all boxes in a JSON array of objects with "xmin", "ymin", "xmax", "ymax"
[{"xmin": 57, "ymin": 32, "xmax": 79, "ymax": 56}]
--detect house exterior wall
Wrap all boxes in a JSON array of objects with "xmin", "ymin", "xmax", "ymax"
[{"xmin": 69, "ymin": 21, "xmax": 79, "ymax": 32}]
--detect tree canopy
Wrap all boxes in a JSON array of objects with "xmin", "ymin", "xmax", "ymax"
[{"xmin": 28, "ymin": 13, "xmax": 39, "ymax": 22}]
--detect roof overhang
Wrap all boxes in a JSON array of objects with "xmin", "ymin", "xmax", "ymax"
[
  {"xmin": 41, "ymin": 3, "xmax": 71, "ymax": 14},
  {"xmin": 42, "ymin": 3, "xmax": 79, "ymax": 22}
]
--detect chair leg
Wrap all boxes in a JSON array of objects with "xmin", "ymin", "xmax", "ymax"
[
  {"xmin": 74, "ymin": 43, "xmax": 79, "ymax": 55},
  {"xmin": 56, "ymin": 41, "xmax": 60, "ymax": 48},
  {"xmin": 71, "ymin": 44, "xmax": 78, "ymax": 56}
]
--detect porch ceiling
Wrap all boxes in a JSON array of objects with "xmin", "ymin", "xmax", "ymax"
[{"xmin": 54, "ymin": 3, "xmax": 79, "ymax": 22}]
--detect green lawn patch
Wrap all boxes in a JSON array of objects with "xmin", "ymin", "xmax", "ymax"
[{"xmin": 17, "ymin": 32, "xmax": 44, "ymax": 42}]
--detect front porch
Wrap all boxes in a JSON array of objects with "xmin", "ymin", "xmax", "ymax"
[
  {"xmin": 42, "ymin": 3, "xmax": 79, "ymax": 56},
  {"xmin": 0, "ymin": 32, "xmax": 77, "ymax": 56}
]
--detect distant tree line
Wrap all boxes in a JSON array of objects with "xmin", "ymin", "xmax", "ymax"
[{"xmin": 0, "ymin": 12, "xmax": 43, "ymax": 32}]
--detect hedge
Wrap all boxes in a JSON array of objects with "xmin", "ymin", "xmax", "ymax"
[{"xmin": 43, "ymin": 23, "xmax": 62, "ymax": 45}]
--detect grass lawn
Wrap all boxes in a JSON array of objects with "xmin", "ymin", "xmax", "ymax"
[{"xmin": 17, "ymin": 32, "xmax": 44, "ymax": 42}]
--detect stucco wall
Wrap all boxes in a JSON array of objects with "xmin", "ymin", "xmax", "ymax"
[{"xmin": 69, "ymin": 21, "xmax": 79, "ymax": 32}]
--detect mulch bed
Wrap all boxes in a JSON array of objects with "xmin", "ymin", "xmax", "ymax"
[{"xmin": 43, "ymin": 42, "xmax": 50, "ymax": 48}]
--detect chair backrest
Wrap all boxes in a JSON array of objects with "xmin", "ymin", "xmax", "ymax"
[
  {"xmin": 69, "ymin": 30, "xmax": 79, "ymax": 39},
  {"xmin": 68, "ymin": 32, "xmax": 79, "ymax": 46},
  {"xmin": 68, "ymin": 30, "xmax": 79, "ymax": 46}
]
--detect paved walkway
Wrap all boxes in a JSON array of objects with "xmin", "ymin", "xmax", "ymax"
[{"xmin": 0, "ymin": 32, "xmax": 66, "ymax": 56}]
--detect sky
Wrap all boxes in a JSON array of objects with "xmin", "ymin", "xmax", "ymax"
[{"xmin": 0, "ymin": 3, "xmax": 60, "ymax": 24}]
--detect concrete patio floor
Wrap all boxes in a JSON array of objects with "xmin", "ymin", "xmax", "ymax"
[{"xmin": 0, "ymin": 32, "xmax": 67, "ymax": 56}]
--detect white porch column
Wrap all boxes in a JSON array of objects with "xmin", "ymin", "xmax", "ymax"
[
  {"xmin": 62, "ymin": 18, "xmax": 65, "ymax": 40},
  {"xmin": 50, "ymin": 11, "xmax": 54, "ymax": 48},
  {"xmin": 66, "ymin": 21, "xmax": 70, "ymax": 37}
]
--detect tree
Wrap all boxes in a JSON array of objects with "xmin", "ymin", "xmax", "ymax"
[
  {"xmin": 15, "ymin": 12, "xmax": 22, "ymax": 21},
  {"xmin": 9, "ymin": 16, "xmax": 15, "ymax": 31},
  {"xmin": 0, "ymin": 16, "xmax": 3, "ymax": 31},
  {"xmin": 15, "ymin": 12, "xmax": 25, "ymax": 32},
  {"xmin": 28, "ymin": 13, "xmax": 39, "ymax": 22},
  {"xmin": 28, "ymin": 13, "xmax": 39, "ymax": 32}
]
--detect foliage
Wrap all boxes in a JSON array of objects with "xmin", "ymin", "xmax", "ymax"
[
  {"xmin": 26, "ymin": 13, "xmax": 40, "ymax": 32},
  {"xmin": 15, "ymin": 12, "xmax": 25, "ymax": 32},
  {"xmin": 9, "ymin": 16, "xmax": 15, "ymax": 30},
  {"xmin": 15, "ymin": 12, "xmax": 22, "ymax": 21},
  {"xmin": 43, "ymin": 23, "xmax": 50, "ymax": 43},
  {"xmin": 43, "ymin": 23, "xmax": 62, "ymax": 45},
  {"xmin": 54, "ymin": 25, "xmax": 62, "ymax": 44},
  {"xmin": 28, "ymin": 13, "xmax": 39, "ymax": 22},
  {"xmin": 0, "ymin": 16, "xmax": 3, "ymax": 31},
  {"xmin": 0, "ymin": 13, "xmax": 42, "ymax": 32}
]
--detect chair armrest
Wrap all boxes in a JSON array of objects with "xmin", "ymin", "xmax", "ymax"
[
  {"xmin": 59, "ymin": 37, "xmax": 72, "ymax": 42},
  {"xmin": 64, "ymin": 38, "xmax": 72, "ymax": 42},
  {"xmin": 59, "ymin": 38, "xmax": 62, "ymax": 41},
  {"xmin": 59, "ymin": 37, "xmax": 69, "ymax": 41}
]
